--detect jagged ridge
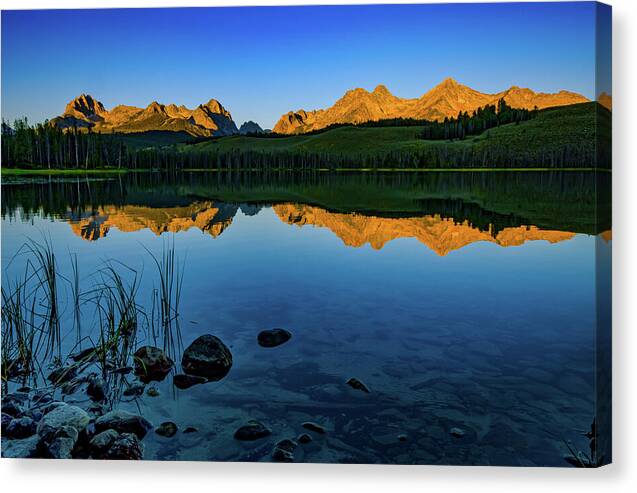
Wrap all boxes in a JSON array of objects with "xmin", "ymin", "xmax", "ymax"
[
  {"xmin": 51, "ymin": 94, "xmax": 238, "ymax": 137},
  {"xmin": 273, "ymin": 78, "xmax": 589, "ymax": 134}
]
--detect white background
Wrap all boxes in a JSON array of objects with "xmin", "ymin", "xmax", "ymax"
[{"xmin": 0, "ymin": 0, "xmax": 635, "ymax": 492}]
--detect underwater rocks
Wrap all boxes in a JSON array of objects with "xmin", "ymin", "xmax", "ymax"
[
  {"xmin": 173, "ymin": 373, "xmax": 208, "ymax": 389},
  {"xmin": 47, "ymin": 365, "xmax": 78, "ymax": 385},
  {"xmin": 181, "ymin": 334, "xmax": 233, "ymax": 381},
  {"xmin": 297, "ymin": 433, "xmax": 313, "ymax": 444},
  {"xmin": 301, "ymin": 422, "xmax": 326, "ymax": 434},
  {"xmin": 450, "ymin": 427, "xmax": 466, "ymax": 438},
  {"xmin": 257, "ymin": 328, "xmax": 292, "ymax": 348},
  {"xmin": 272, "ymin": 438, "xmax": 297, "ymax": 462},
  {"xmin": 1, "ymin": 412, "xmax": 13, "ymax": 433},
  {"xmin": 123, "ymin": 381, "xmax": 146, "ymax": 397},
  {"xmin": 95, "ymin": 410, "xmax": 153, "ymax": 439},
  {"xmin": 90, "ymin": 429, "xmax": 120, "ymax": 457},
  {"xmin": 346, "ymin": 377, "xmax": 370, "ymax": 393},
  {"xmin": 155, "ymin": 421, "xmax": 178, "ymax": 438},
  {"xmin": 87, "ymin": 375, "xmax": 107, "ymax": 402},
  {"xmin": 133, "ymin": 346, "xmax": 174, "ymax": 382},
  {"xmin": 234, "ymin": 420, "xmax": 272, "ymax": 441}
]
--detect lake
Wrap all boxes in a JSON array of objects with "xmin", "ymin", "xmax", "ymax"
[{"xmin": 0, "ymin": 171, "xmax": 611, "ymax": 465}]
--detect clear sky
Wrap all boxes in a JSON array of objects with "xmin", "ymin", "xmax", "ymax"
[{"xmin": 1, "ymin": 2, "xmax": 605, "ymax": 129}]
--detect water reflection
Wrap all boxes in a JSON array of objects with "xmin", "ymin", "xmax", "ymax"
[{"xmin": 0, "ymin": 171, "xmax": 611, "ymax": 465}]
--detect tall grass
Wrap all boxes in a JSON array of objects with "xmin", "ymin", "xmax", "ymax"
[{"xmin": 2, "ymin": 238, "xmax": 185, "ymax": 404}]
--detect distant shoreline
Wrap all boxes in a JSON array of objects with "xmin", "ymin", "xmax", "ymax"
[{"xmin": 0, "ymin": 166, "xmax": 611, "ymax": 177}]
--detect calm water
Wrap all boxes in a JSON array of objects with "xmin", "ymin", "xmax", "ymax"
[{"xmin": 1, "ymin": 171, "xmax": 611, "ymax": 465}]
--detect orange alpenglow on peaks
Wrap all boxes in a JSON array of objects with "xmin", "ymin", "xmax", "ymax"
[
  {"xmin": 51, "ymin": 95, "xmax": 239, "ymax": 137},
  {"xmin": 272, "ymin": 77, "xmax": 589, "ymax": 134}
]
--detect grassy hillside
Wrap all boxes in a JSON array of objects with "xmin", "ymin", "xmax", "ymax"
[{"xmin": 183, "ymin": 102, "xmax": 609, "ymax": 168}]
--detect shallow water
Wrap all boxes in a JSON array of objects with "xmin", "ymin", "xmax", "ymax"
[{"xmin": 1, "ymin": 171, "xmax": 611, "ymax": 465}]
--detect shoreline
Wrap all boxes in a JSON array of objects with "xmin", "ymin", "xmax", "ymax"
[{"xmin": 1, "ymin": 167, "xmax": 611, "ymax": 177}]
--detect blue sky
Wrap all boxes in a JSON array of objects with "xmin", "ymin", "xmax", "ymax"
[{"xmin": 1, "ymin": 3, "xmax": 605, "ymax": 128}]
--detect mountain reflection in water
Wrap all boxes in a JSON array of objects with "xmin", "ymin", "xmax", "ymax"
[{"xmin": 59, "ymin": 200, "xmax": 577, "ymax": 256}]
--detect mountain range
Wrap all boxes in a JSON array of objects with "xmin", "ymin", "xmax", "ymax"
[
  {"xmin": 272, "ymin": 78, "xmax": 588, "ymax": 134},
  {"xmin": 51, "ymin": 78, "xmax": 589, "ymax": 137},
  {"xmin": 52, "ymin": 94, "xmax": 239, "ymax": 136}
]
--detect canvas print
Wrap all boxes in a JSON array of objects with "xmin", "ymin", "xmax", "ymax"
[{"xmin": 1, "ymin": 2, "xmax": 611, "ymax": 466}]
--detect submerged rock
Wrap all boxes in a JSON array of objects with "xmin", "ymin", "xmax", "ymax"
[
  {"xmin": 181, "ymin": 335, "xmax": 233, "ymax": 381},
  {"xmin": 297, "ymin": 433, "xmax": 313, "ymax": 444},
  {"xmin": 5, "ymin": 416, "xmax": 37, "ymax": 439},
  {"xmin": 1, "ymin": 434, "xmax": 40, "ymax": 458},
  {"xmin": 183, "ymin": 426, "xmax": 198, "ymax": 434},
  {"xmin": 173, "ymin": 373, "xmax": 207, "ymax": 389},
  {"xmin": 450, "ymin": 427, "xmax": 465, "ymax": 438},
  {"xmin": 44, "ymin": 426, "xmax": 79, "ymax": 459},
  {"xmin": 257, "ymin": 328, "xmax": 292, "ymax": 348},
  {"xmin": 47, "ymin": 365, "xmax": 78, "ymax": 385},
  {"xmin": 155, "ymin": 422, "xmax": 178, "ymax": 438},
  {"xmin": 70, "ymin": 346, "xmax": 98, "ymax": 362},
  {"xmin": 234, "ymin": 420, "xmax": 272, "ymax": 441},
  {"xmin": 271, "ymin": 438, "xmax": 297, "ymax": 462},
  {"xmin": 346, "ymin": 377, "xmax": 370, "ymax": 393},
  {"xmin": 123, "ymin": 381, "xmax": 146, "ymax": 397},
  {"xmin": 87, "ymin": 375, "xmax": 107, "ymax": 401},
  {"xmin": 95, "ymin": 410, "xmax": 152, "ymax": 439},
  {"xmin": 146, "ymin": 387, "xmax": 160, "ymax": 397},
  {"xmin": 133, "ymin": 346, "xmax": 174, "ymax": 382},
  {"xmin": 90, "ymin": 429, "xmax": 120, "ymax": 458},
  {"xmin": 3, "ymin": 394, "xmax": 27, "ymax": 417},
  {"xmin": 301, "ymin": 422, "xmax": 326, "ymax": 434},
  {"xmin": 103, "ymin": 433, "xmax": 143, "ymax": 460}
]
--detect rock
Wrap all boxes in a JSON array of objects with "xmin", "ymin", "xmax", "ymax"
[
  {"xmin": 183, "ymin": 427, "xmax": 198, "ymax": 434},
  {"xmin": 346, "ymin": 377, "xmax": 370, "ymax": 393},
  {"xmin": 39, "ymin": 401, "xmax": 66, "ymax": 416},
  {"xmin": 2, "ymin": 395, "xmax": 26, "ymax": 417},
  {"xmin": 103, "ymin": 433, "xmax": 143, "ymax": 460},
  {"xmin": 2, "ymin": 412, "xmax": 13, "ymax": 433},
  {"xmin": 133, "ymin": 346, "xmax": 174, "ymax": 382},
  {"xmin": 37, "ymin": 404, "xmax": 90, "ymax": 441},
  {"xmin": 272, "ymin": 438, "xmax": 297, "ymax": 462},
  {"xmin": 181, "ymin": 335, "xmax": 232, "ymax": 381},
  {"xmin": 5, "ymin": 416, "xmax": 37, "ymax": 439},
  {"xmin": 70, "ymin": 346, "xmax": 98, "ymax": 362},
  {"xmin": 301, "ymin": 422, "xmax": 326, "ymax": 434},
  {"xmin": 233, "ymin": 420, "xmax": 272, "ymax": 441},
  {"xmin": 1, "ymin": 435, "xmax": 40, "ymax": 458},
  {"xmin": 47, "ymin": 439, "xmax": 74, "ymax": 458},
  {"xmin": 32, "ymin": 390, "xmax": 53, "ymax": 406},
  {"xmin": 123, "ymin": 381, "xmax": 145, "ymax": 397},
  {"xmin": 47, "ymin": 365, "xmax": 77, "ymax": 385},
  {"xmin": 450, "ymin": 427, "xmax": 465, "ymax": 438},
  {"xmin": 95, "ymin": 410, "xmax": 152, "ymax": 439},
  {"xmin": 398, "ymin": 434, "xmax": 408, "ymax": 442},
  {"xmin": 257, "ymin": 328, "xmax": 292, "ymax": 348},
  {"xmin": 297, "ymin": 433, "xmax": 313, "ymax": 444},
  {"xmin": 90, "ymin": 429, "xmax": 120, "ymax": 458},
  {"xmin": 173, "ymin": 373, "xmax": 207, "ymax": 389},
  {"xmin": 87, "ymin": 375, "xmax": 107, "ymax": 401},
  {"xmin": 44, "ymin": 427, "xmax": 78, "ymax": 459},
  {"xmin": 146, "ymin": 387, "xmax": 160, "ymax": 397},
  {"xmin": 155, "ymin": 421, "xmax": 178, "ymax": 438},
  {"xmin": 61, "ymin": 377, "xmax": 85, "ymax": 395}
]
